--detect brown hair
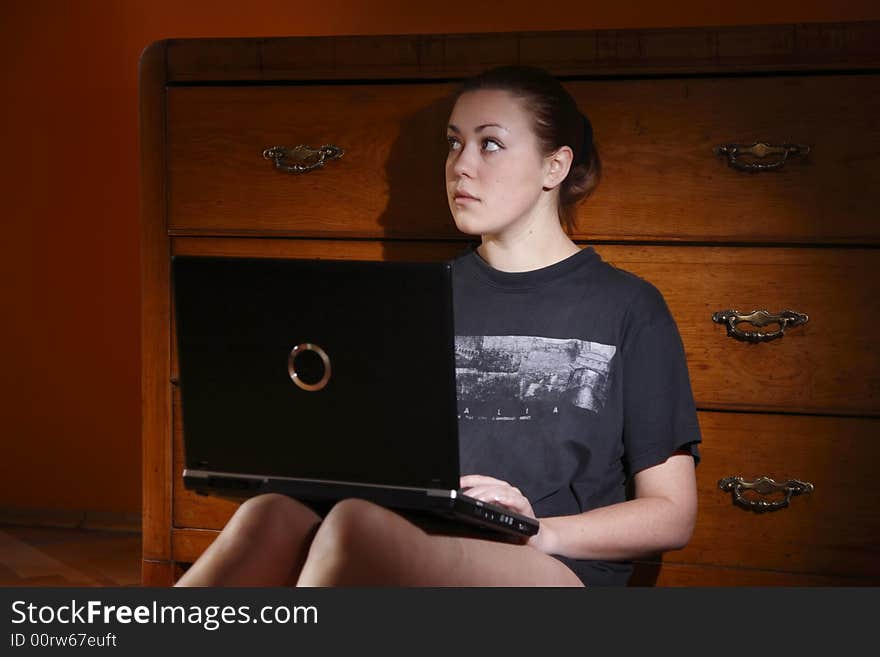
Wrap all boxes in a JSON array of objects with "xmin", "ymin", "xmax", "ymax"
[{"xmin": 453, "ymin": 65, "xmax": 601, "ymax": 233}]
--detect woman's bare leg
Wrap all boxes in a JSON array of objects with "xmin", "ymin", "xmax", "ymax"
[
  {"xmin": 297, "ymin": 498, "xmax": 583, "ymax": 587},
  {"xmin": 175, "ymin": 493, "xmax": 322, "ymax": 586}
]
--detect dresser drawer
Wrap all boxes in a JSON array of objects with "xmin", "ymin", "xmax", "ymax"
[
  {"xmin": 674, "ymin": 411, "xmax": 880, "ymax": 582},
  {"xmin": 169, "ymin": 240, "xmax": 880, "ymax": 414},
  {"xmin": 167, "ymin": 83, "xmax": 457, "ymax": 238},
  {"xmin": 569, "ymin": 73, "xmax": 880, "ymax": 244},
  {"xmin": 167, "ymin": 74, "xmax": 880, "ymax": 243},
  {"xmin": 597, "ymin": 245, "xmax": 880, "ymax": 415}
]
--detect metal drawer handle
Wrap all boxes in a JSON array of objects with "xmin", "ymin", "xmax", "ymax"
[
  {"xmin": 712, "ymin": 309, "xmax": 808, "ymax": 343},
  {"xmin": 719, "ymin": 476, "xmax": 814, "ymax": 513},
  {"xmin": 713, "ymin": 141, "xmax": 810, "ymax": 172},
  {"xmin": 262, "ymin": 144, "xmax": 345, "ymax": 173}
]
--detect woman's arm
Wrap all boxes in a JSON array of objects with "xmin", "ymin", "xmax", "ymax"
[
  {"xmin": 537, "ymin": 453, "xmax": 697, "ymax": 560},
  {"xmin": 462, "ymin": 452, "xmax": 697, "ymax": 561}
]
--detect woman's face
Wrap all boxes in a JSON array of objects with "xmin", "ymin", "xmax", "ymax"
[{"xmin": 445, "ymin": 89, "xmax": 551, "ymax": 239}]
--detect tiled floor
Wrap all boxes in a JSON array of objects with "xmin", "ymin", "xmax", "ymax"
[{"xmin": 0, "ymin": 525, "xmax": 141, "ymax": 586}]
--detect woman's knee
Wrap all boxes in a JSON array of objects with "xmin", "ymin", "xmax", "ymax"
[
  {"xmin": 226, "ymin": 493, "xmax": 321, "ymax": 549},
  {"xmin": 310, "ymin": 498, "xmax": 396, "ymax": 551},
  {"xmin": 301, "ymin": 498, "xmax": 423, "ymax": 584}
]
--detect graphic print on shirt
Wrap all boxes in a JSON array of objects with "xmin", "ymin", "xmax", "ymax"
[{"xmin": 455, "ymin": 335, "xmax": 617, "ymax": 421}]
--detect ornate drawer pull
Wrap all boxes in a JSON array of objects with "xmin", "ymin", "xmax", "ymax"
[
  {"xmin": 712, "ymin": 309, "xmax": 808, "ymax": 343},
  {"xmin": 713, "ymin": 141, "xmax": 810, "ymax": 172},
  {"xmin": 262, "ymin": 144, "xmax": 345, "ymax": 173},
  {"xmin": 719, "ymin": 476, "xmax": 814, "ymax": 513}
]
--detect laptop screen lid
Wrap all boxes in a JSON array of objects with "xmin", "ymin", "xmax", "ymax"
[{"xmin": 172, "ymin": 256, "xmax": 459, "ymax": 493}]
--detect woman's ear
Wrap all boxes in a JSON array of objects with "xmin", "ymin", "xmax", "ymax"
[{"xmin": 543, "ymin": 146, "xmax": 573, "ymax": 190}]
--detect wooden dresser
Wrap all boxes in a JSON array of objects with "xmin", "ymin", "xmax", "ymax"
[{"xmin": 140, "ymin": 21, "xmax": 880, "ymax": 586}]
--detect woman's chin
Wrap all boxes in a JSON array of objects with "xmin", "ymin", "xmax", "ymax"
[{"xmin": 451, "ymin": 213, "xmax": 487, "ymax": 237}]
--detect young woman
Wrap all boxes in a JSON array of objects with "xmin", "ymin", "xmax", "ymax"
[{"xmin": 176, "ymin": 65, "xmax": 701, "ymax": 588}]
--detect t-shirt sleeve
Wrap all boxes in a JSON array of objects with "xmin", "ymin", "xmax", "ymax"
[{"xmin": 620, "ymin": 282, "xmax": 702, "ymax": 476}]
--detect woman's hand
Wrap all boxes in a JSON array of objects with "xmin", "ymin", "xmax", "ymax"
[
  {"xmin": 459, "ymin": 474, "xmax": 535, "ymax": 518},
  {"xmin": 460, "ymin": 474, "xmax": 556, "ymax": 553}
]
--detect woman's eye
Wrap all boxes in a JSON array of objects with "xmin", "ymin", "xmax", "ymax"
[
  {"xmin": 447, "ymin": 136, "xmax": 461, "ymax": 151},
  {"xmin": 482, "ymin": 138, "xmax": 502, "ymax": 152}
]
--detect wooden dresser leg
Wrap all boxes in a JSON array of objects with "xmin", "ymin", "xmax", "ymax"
[{"xmin": 142, "ymin": 559, "xmax": 175, "ymax": 587}]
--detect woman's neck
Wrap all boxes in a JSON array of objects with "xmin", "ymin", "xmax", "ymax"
[{"xmin": 477, "ymin": 220, "xmax": 580, "ymax": 273}]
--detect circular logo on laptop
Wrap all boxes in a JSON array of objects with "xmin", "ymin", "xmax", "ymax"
[{"xmin": 288, "ymin": 343, "xmax": 331, "ymax": 391}]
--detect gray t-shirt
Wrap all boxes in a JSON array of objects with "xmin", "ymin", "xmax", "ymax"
[{"xmin": 452, "ymin": 244, "xmax": 701, "ymax": 586}]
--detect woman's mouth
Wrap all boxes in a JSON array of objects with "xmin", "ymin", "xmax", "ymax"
[{"xmin": 453, "ymin": 191, "xmax": 479, "ymax": 204}]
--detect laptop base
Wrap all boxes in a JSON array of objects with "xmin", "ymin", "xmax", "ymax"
[{"xmin": 184, "ymin": 470, "xmax": 538, "ymax": 541}]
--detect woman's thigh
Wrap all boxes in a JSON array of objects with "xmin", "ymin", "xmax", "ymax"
[{"xmin": 297, "ymin": 498, "xmax": 583, "ymax": 587}]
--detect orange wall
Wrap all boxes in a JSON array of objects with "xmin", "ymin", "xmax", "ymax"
[{"xmin": 1, "ymin": 1, "xmax": 878, "ymax": 515}]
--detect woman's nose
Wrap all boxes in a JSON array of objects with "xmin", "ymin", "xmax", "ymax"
[{"xmin": 451, "ymin": 143, "xmax": 477, "ymax": 177}]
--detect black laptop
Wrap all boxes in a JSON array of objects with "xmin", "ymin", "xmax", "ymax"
[{"xmin": 172, "ymin": 255, "xmax": 539, "ymax": 540}]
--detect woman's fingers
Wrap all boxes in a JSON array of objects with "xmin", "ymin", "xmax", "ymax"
[
  {"xmin": 461, "ymin": 483, "xmax": 534, "ymax": 517},
  {"xmin": 460, "ymin": 484, "xmax": 503, "ymax": 501},
  {"xmin": 460, "ymin": 474, "xmax": 507, "ymax": 489}
]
